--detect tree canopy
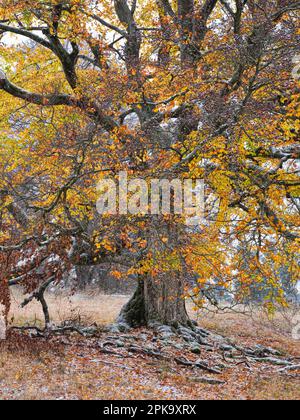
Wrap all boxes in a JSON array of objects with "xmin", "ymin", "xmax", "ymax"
[{"xmin": 0, "ymin": 0, "xmax": 299, "ymax": 323}]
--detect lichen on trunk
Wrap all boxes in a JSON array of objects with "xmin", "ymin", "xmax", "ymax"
[{"xmin": 118, "ymin": 273, "xmax": 190, "ymax": 328}]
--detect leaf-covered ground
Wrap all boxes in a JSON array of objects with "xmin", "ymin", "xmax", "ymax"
[
  {"xmin": 0, "ymin": 326, "xmax": 299, "ymax": 400},
  {"xmin": 0, "ymin": 290, "xmax": 299, "ymax": 400}
]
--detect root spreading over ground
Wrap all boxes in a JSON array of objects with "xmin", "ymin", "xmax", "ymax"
[{"xmin": 0, "ymin": 289, "xmax": 299, "ymax": 400}]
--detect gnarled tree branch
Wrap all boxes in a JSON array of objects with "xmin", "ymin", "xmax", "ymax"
[{"xmin": 0, "ymin": 71, "xmax": 118, "ymax": 132}]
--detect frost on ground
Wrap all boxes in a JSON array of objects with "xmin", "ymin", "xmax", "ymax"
[{"xmin": 0, "ymin": 289, "xmax": 299, "ymax": 401}]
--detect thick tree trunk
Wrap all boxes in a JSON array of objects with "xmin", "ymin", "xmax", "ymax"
[
  {"xmin": 118, "ymin": 216, "xmax": 191, "ymax": 329},
  {"xmin": 118, "ymin": 273, "xmax": 190, "ymax": 328}
]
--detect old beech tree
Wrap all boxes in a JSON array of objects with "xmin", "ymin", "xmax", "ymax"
[{"xmin": 0, "ymin": 0, "xmax": 299, "ymax": 329}]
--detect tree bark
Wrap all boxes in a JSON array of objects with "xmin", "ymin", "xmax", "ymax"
[
  {"xmin": 0, "ymin": 303, "xmax": 6, "ymax": 340},
  {"xmin": 119, "ymin": 216, "xmax": 192, "ymax": 329},
  {"xmin": 118, "ymin": 272, "xmax": 190, "ymax": 328}
]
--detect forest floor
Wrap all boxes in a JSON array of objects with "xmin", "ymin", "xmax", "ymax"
[{"xmin": 0, "ymin": 288, "xmax": 299, "ymax": 400}]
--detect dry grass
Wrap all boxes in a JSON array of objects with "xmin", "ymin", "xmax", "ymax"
[
  {"xmin": 0, "ymin": 287, "xmax": 298, "ymax": 400},
  {"xmin": 8, "ymin": 287, "xmax": 299, "ymax": 354},
  {"xmin": 194, "ymin": 310, "xmax": 300, "ymax": 357},
  {"xmin": 9, "ymin": 287, "xmax": 129, "ymax": 327}
]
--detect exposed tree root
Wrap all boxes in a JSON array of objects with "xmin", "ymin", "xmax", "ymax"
[
  {"xmin": 15, "ymin": 275, "xmax": 292, "ymax": 372},
  {"xmin": 10, "ymin": 324, "xmax": 99, "ymax": 338},
  {"xmin": 174, "ymin": 357, "xmax": 222, "ymax": 375},
  {"xmin": 10, "ymin": 326, "xmax": 44, "ymax": 336},
  {"xmin": 8, "ymin": 321, "xmax": 297, "ymax": 376},
  {"xmin": 105, "ymin": 322, "xmax": 298, "ymax": 373},
  {"xmin": 279, "ymin": 364, "xmax": 300, "ymax": 372}
]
